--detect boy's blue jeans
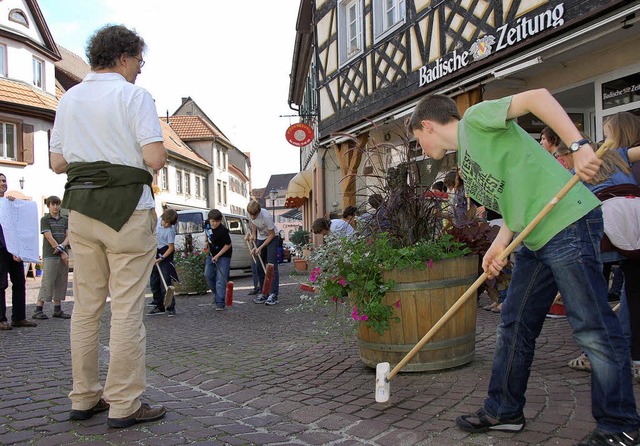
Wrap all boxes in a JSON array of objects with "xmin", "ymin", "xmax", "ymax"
[
  {"xmin": 204, "ymin": 255, "xmax": 230, "ymax": 308},
  {"xmin": 484, "ymin": 208, "xmax": 639, "ymax": 433}
]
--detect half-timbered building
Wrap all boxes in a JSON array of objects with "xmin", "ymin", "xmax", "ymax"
[{"xmin": 288, "ymin": 0, "xmax": 640, "ymax": 227}]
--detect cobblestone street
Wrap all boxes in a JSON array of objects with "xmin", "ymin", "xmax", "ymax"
[{"xmin": 1, "ymin": 262, "xmax": 638, "ymax": 445}]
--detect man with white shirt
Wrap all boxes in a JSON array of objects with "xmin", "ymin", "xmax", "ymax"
[{"xmin": 50, "ymin": 25, "xmax": 167, "ymax": 428}]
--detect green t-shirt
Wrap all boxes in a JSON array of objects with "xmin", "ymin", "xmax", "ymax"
[{"xmin": 458, "ymin": 96, "xmax": 600, "ymax": 250}]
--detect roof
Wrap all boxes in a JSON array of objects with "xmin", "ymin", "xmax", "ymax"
[
  {"xmin": 264, "ymin": 173, "xmax": 298, "ymax": 191},
  {"xmin": 55, "ymin": 45, "xmax": 90, "ymax": 88},
  {"xmin": 0, "ymin": 77, "xmax": 58, "ymax": 112},
  {"xmin": 159, "ymin": 120, "xmax": 211, "ymax": 169},
  {"xmin": 166, "ymin": 115, "xmax": 226, "ymax": 141}
]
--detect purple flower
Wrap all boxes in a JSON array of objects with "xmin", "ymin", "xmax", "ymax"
[
  {"xmin": 359, "ymin": 314, "xmax": 368, "ymax": 321},
  {"xmin": 351, "ymin": 306, "xmax": 359, "ymax": 321},
  {"xmin": 428, "ymin": 258, "xmax": 434, "ymax": 269},
  {"xmin": 337, "ymin": 276, "xmax": 346, "ymax": 286},
  {"xmin": 395, "ymin": 300, "xmax": 401, "ymax": 308}
]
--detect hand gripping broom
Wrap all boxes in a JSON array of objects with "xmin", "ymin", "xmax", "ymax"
[{"xmin": 375, "ymin": 143, "xmax": 610, "ymax": 403}]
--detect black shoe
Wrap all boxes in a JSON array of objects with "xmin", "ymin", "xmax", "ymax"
[
  {"xmin": 575, "ymin": 430, "xmax": 639, "ymax": 446},
  {"xmin": 69, "ymin": 398, "xmax": 110, "ymax": 420},
  {"xmin": 166, "ymin": 308, "xmax": 176, "ymax": 317},
  {"xmin": 456, "ymin": 408, "xmax": 526, "ymax": 433},
  {"xmin": 253, "ymin": 294, "xmax": 268, "ymax": 304},
  {"xmin": 53, "ymin": 310, "xmax": 71, "ymax": 319},
  {"xmin": 147, "ymin": 307, "xmax": 165, "ymax": 315},
  {"xmin": 248, "ymin": 289, "xmax": 259, "ymax": 295},
  {"xmin": 107, "ymin": 403, "xmax": 166, "ymax": 428}
]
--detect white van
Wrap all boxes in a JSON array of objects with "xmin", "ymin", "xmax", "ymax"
[{"xmin": 174, "ymin": 210, "xmax": 252, "ymax": 272}]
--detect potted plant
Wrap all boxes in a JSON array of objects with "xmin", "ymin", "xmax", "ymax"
[
  {"xmin": 301, "ymin": 129, "xmax": 509, "ymax": 371},
  {"xmin": 173, "ymin": 247, "xmax": 208, "ymax": 295},
  {"xmin": 290, "ymin": 229, "xmax": 311, "ymax": 271}
]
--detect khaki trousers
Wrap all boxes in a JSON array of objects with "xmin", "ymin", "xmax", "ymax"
[{"xmin": 68, "ymin": 209, "xmax": 156, "ymax": 418}]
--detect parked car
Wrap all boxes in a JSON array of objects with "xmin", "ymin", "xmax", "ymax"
[{"xmin": 174, "ymin": 210, "xmax": 252, "ymax": 272}]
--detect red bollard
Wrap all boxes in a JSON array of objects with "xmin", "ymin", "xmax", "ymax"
[{"xmin": 225, "ymin": 281, "xmax": 234, "ymax": 307}]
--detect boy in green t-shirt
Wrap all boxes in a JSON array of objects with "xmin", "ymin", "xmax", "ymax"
[
  {"xmin": 33, "ymin": 196, "xmax": 71, "ymax": 320},
  {"xmin": 409, "ymin": 89, "xmax": 639, "ymax": 446}
]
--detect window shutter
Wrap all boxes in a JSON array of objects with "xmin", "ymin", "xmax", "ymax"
[{"xmin": 22, "ymin": 123, "xmax": 34, "ymax": 164}]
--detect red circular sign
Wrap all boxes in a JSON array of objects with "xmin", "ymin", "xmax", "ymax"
[{"xmin": 285, "ymin": 123, "xmax": 314, "ymax": 147}]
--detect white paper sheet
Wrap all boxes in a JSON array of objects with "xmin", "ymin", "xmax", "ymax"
[{"xmin": 0, "ymin": 198, "xmax": 39, "ymax": 262}]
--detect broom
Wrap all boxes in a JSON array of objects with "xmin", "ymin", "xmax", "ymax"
[
  {"xmin": 250, "ymin": 240, "xmax": 275, "ymax": 296},
  {"xmin": 375, "ymin": 142, "xmax": 610, "ymax": 403},
  {"xmin": 156, "ymin": 263, "xmax": 175, "ymax": 308}
]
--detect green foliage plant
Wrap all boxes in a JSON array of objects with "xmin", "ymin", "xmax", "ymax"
[
  {"xmin": 309, "ymin": 232, "xmax": 469, "ymax": 335},
  {"xmin": 174, "ymin": 248, "xmax": 208, "ymax": 294}
]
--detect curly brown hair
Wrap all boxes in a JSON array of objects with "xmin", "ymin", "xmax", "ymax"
[{"xmin": 86, "ymin": 25, "xmax": 146, "ymax": 70}]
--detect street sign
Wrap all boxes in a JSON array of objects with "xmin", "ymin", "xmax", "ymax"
[{"xmin": 285, "ymin": 123, "xmax": 314, "ymax": 147}]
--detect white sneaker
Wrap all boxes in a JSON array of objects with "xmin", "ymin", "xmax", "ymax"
[{"xmin": 265, "ymin": 294, "xmax": 278, "ymax": 306}]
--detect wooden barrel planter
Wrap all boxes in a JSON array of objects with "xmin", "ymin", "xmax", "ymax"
[{"xmin": 357, "ymin": 255, "xmax": 478, "ymax": 372}]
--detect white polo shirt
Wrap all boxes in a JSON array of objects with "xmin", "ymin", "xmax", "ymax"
[
  {"xmin": 50, "ymin": 72, "xmax": 163, "ymax": 209},
  {"xmin": 251, "ymin": 209, "xmax": 277, "ymax": 239}
]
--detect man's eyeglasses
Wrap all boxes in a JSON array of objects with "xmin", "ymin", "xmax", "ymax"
[{"xmin": 132, "ymin": 56, "xmax": 145, "ymax": 68}]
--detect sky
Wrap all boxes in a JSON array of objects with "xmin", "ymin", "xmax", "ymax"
[{"xmin": 38, "ymin": 0, "xmax": 303, "ymax": 189}]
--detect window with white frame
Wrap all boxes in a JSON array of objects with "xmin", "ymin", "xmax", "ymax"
[
  {"xmin": 195, "ymin": 175, "xmax": 201, "ymax": 198},
  {"xmin": 223, "ymin": 182, "xmax": 228, "ymax": 206},
  {"xmin": 338, "ymin": 0, "xmax": 363, "ymax": 65},
  {"xmin": 373, "ymin": 0, "xmax": 406, "ymax": 40},
  {"xmin": 0, "ymin": 45, "xmax": 6, "ymax": 77},
  {"xmin": 216, "ymin": 148, "xmax": 222, "ymax": 169},
  {"xmin": 184, "ymin": 172, "xmax": 191, "ymax": 196},
  {"xmin": 32, "ymin": 57, "xmax": 43, "ymax": 89},
  {"xmin": 217, "ymin": 180, "xmax": 222, "ymax": 204},
  {"xmin": 176, "ymin": 171, "xmax": 183, "ymax": 194},
  {"xmin": 0, "ymin": 121, "xmax": 17, "ymax": 160},
  {"xmin": 160, "ymin": 167, "xmax": 168, "ymax": 190}
]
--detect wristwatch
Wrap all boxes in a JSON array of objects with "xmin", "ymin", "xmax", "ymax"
[{"xmin": 569, "ymin": 138, "xmax": 591, "ymax": 153}]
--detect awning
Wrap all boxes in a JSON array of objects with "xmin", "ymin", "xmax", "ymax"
[
  {"xmin": 281, "ymin": 208, "xmax": 302, "ymax": 220},
  {"xmin": 285, "ymin": 170, "xmax": 312, "ymax": 208}
]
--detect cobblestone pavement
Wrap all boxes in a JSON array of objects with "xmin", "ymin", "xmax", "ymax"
[{"xmin": 1, "ymin": 263, "xmax": 638, "ymax": 445}]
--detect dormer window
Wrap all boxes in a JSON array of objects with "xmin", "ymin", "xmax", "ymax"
[{"xmin": 9, "ymin": 9, "xmax": 29, "ymax": 28}]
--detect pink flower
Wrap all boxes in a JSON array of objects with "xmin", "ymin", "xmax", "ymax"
[
  {"xmin": 337, "ymin": 276, "xmax": 346, "ymax": 286},
  {"xmin": 395, "ymin": 300, "xmax": 401, "ymax": 308},
  {"xmin": 351, "ymin": 306, "xmax": 359, "ymax": 321},
  {"xmin": 309, "ymin": 267, "xmax": 322, "ymax": 283},
  {"xmin": 428, "ymin": 258, "xmax": 434, "ymax": 269},
  {"xmin": 359, "ymin": 314, "xmax": 368, "ymax": 321}
]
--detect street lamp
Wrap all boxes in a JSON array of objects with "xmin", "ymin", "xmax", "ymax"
[{"xmin": 269, "ymin": 188, "xmax": 278, "ymax": 222}]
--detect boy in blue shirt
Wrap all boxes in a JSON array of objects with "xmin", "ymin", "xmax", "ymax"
[{"xmin": 148, "ymin": 209, "xmax": 178, "ymax": 317}]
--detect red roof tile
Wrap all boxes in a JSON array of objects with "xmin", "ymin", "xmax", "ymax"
[
  {"xmin": 160, "ymin": 120, "xmax": 211, "ymax": 168},
  {"xmin": 0, "ymin": 78, "xmax": 58, "ymax": 111},
  {"xmin": 167, "ymin": 115, "xmax": 227, "ymax": 141}
]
